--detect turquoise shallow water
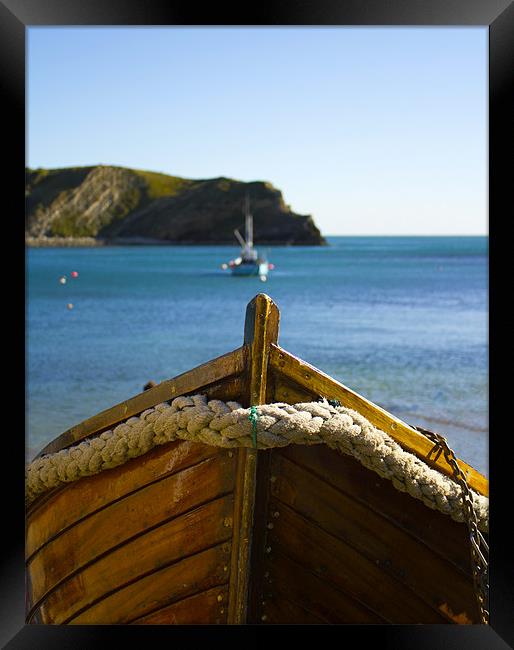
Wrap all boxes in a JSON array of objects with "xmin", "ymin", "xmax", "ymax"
[{"xmin": 26, "ymin": 236, "xmax": 488, "ymax": 475}]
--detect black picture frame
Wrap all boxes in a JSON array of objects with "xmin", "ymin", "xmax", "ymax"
[{"xmin": 2, "ymin": 1, "xmax": 513, "ymax": 647}]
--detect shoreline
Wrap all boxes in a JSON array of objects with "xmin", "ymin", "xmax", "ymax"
[
  {"xmin": 25, "ymin": 236, "xmax": 327, "ymax": 248},
  {"xmin": 26, "ymin": 236, "xmax": 107, "ymax": 247}
]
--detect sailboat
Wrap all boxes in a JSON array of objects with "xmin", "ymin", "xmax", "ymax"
[{"xmin": 222, "ymin": 195, "xmax": 273, "ymax": 280}]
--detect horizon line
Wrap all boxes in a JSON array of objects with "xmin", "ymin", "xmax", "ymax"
[{"xmin": 323, "ymin": 233, "xmax": 488, "ymax": 237}]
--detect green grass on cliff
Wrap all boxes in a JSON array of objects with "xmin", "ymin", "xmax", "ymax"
[
  {"xmin": 134, "ymin": 169, "xmax": 194, "ymax": 200},
  {"xmin": 26, "ymin": 167, "xmax": 95, "ymax": 213},
  {"xmin": 50, "ymin": 212, "xmax": 96, "ymax": 237},
  {"xmin": 25, "ymin": 165, "xmax": 326, "ymax": 244}
]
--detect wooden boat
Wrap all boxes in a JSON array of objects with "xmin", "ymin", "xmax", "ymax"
[{"xmin": 25, "ymin": 293, "xmax": 488, "ymax": 625}]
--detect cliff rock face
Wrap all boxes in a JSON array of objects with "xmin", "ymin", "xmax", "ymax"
[{"xmin": 25, "ymin": 166, "xmax": 326, "ymax": 245}]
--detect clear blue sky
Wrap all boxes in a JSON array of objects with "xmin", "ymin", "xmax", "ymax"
[{"xmin": 27, "ymin": 27, "xmax": 487, "ymax": 235}]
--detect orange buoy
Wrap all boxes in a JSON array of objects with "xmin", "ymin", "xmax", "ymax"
[{"xmin": 71, "ymin": 271, "xmax": 79, "ymax": 278}]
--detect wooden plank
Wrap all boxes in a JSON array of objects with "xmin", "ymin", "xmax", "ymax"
[
  {"xmin": 281, "ymin": 444, "xmax": 474, "ymax": 576},
  {"xmin": 36, "ymin": 345, "xmax": 248, "ymax": 458},
  {"xmin": 32, "ymin": 494, "xmax": 234, "ymax": 624},
  {"xmin": 131, "ymin": 585, "xmax": 229, "ymax": 625},
  {"xmin": 244, "ymin": 293, "xmax": 280, "ymax": 407},
  {"xmin": 267, "ymin": 498, "xmax": 447, "ymax": 623},
  {"xmin": 28, "ymin": 453, "xmax": 236, "ymax": 606},
  {"xmin": 246, "ymin": 449, "xmax": 274, "ymax": 623},
  {"xmin": 26, "ymin": 440, "xmax": 221, "ymax": 559},
  {"xmin": 272, "ymin": 372, "xmax": 317, "ymax": 404},
  {"xmin": 271, "ymin": 453, "xmax": 478, "ymax": 622},
  {"xmin": 264, "ymin": 549, "xmax": 385, "ymax": 624},
  {"xmin": 227, "ymin": 294, "xmax": 280, "ymax": 624},
  {"xmin": 227, "ymin": 447, "xmax": 258, "ymax": 625},
  {"xmin": 70, "ymin": 547, "xmax": 231, "ymax": 624},
  {"xmin": 269, "ymin": 344, "xmax": 488, "ymax": 497},
  {"xmin": 195, "ymin": 374, "xmax": 244, "ymax": 404},
  {"xmin": 263, "ymin": 590, "xmax": 326, "ymax": 625}
]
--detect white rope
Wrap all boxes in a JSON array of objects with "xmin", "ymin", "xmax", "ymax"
[{"xmin": 26, "ymin": 394, "xmax": 488, "ymax": 532}]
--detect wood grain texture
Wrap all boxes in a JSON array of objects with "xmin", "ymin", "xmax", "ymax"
[
  {"xmin": 132, "ymin": 585, "xmax": 229, "ymax": 625},
  {"xmin": 281, "ymin": 444, "xmax": 475, "ymax": 576},
  {"xmin": 271, "ymin": 372, "xmax": 316, "ymax": 405},
  {"xmin": 244, "ymin": 293, "xmax": 280, "ymax": 406},
  {"xmin": 270, "ymin": 452, "xmax": 478, "ymax": 623},
  {"xmin": 263, "ymin": 549, "xmax": 385, "ymax": 624},
  {"xmin": 269, "ymin": 344, "xmax": 488, "ymax": 497},
  {"xmin": 266, "ymin": 497, "xmax": 447, "ymax": 623},
  {"xmin": 70, "ymin": 546, "xmax": 231, "ymax": 624},
  {"xmin": 246, "ymin": 449, "xmax": 274, "ymax": 623},
  {"xmin": 263, "ymin": 591, "xmax": 326, "ymax": 625},
  {"xmin": 28, "ymin": 452, "xmax": 236, "ymax": 607},
  {"xmin": 31, "ymin": 494, "xmax": 234, "ymax": 624},
  {"xmin": 26, "ymin": 440, "xmax": 222, "ymax": 560}
]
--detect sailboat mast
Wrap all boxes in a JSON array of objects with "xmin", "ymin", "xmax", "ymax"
[{"xmin": 244, "ymin": 193, "xmax": 253, "ymax": 249}]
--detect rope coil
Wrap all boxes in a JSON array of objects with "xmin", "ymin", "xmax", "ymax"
[{"xmin": 26, "ymin": 394, "xmax": 488, "ymax": 534}]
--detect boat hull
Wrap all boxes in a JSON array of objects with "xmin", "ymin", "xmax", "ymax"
[
  {"xmin": 231, "ymin": 262, "xmax": 268, "ymax": 277},
  {"xmin": 26, "ymin": 441, "xmax": 237, "ymax": 624},
  {"xmin": 25, "ymin": 294, "xmax": 487, "ymax": 625},
  {"xmin": 26, "ymin": 438, "xmax": 481, "ymax": 625}
]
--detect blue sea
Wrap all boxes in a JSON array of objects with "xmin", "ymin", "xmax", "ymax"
[{"xmin": 26, "ymin": 236, "xmax": 488, "ymax": 476}]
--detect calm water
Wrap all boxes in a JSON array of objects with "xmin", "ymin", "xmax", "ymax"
[{"xmin": 26, "ymin": 236, "xmax": 488, "ymax": 475}]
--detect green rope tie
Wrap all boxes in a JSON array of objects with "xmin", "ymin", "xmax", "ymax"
[{"xmin": 248, "ymin": 405, "xmax": 259, "ymax": 448}]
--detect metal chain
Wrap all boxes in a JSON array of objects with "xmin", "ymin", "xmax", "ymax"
[{"xmin": 413, "ymin": 425, "xmax": 489, "ymax": 625}]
